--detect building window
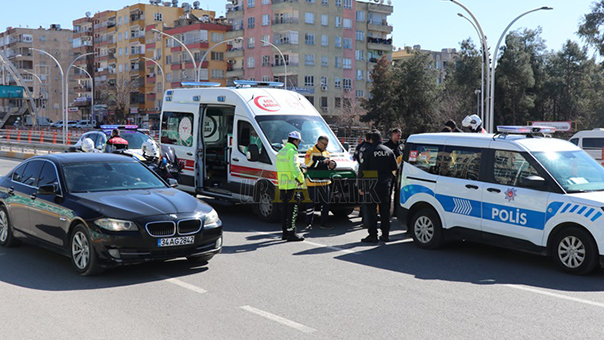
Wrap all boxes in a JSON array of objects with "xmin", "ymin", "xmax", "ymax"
[
  {"xmin": 343, "ymin": 38, "xmax": 352, "ymax": 49},
  {"xmin": 262, "ymin": 55, "xmax": 270, "ymax": 66},
  {"xmin": 305, "ymin": 12, "xmax": 315, "ymax": 24},
  {"xmin": 211, "ymin": 52, "xmax": 224, "ymax": 61},
  {"xmin": 344, "ymin": 0, "xmax": 352, "ymax": 9},
  {"xmin": 322, "ymin": 0, "xmax": 328, "ymax": 4},
  {"xmin": 343, "ymin": 18, "xmax": 352, "ymax": 29},
  {"xmin": 343, "ymin": 78, "xmax": 351, "ymax": 89},
  {"xmin": 356, "ymin": 30, "xmax": 364, "ymax": 41},
  {"xmin": 321, "ymin": 76, "xmax": 328, "ymax": 86},
  {"xmin": 343, "ymin": 58, "xmax": 352, "ymax": 69},
  {"xmin": 304, "ymin": 54, "xmax": 315, "ymax": 66},
  {"xmin": 39, "ymin": 35, "xmax": 46, "ymax": 42},
  {"xmin": 335, "ymin": 17, "xmax": 341, "ymax": 27},
  {"xmin": 118, "ymin": 32, "xmax": 122, "ymax": 41},
  {"xmin": 335, "ymin": 37, "xmax": 341, "ymax": 48},
  {"xmin": 247, "ymin": 57, "xmax": 255, "ymax": 68},
  {"xmin": 334, "ymin": 77, "xmax": 341, "ymax": 88},
  {"xmin": 321, "ymin": 14, "xmax": 328, "ymax": 26},
  {"xmin": 321, "ymin": 35, "xmax": 328, "ymax": 46},
  {"xmin": 304, "ymin": 76, "xmax": 314, "ymax": 86},
  {"xmin": 305, "ymin": 33, "xmax": 315, "ymax": 45},
  {"xmin": 262, "ymin": 14, "xmax": 270, "ymax": 26},
  {"xmin": 356, "ymin": 11, "xmax": 365, "ymax": 22},
  {"xmin": 321, "ymin": 55, "xmax": 328, "ymax": 67},
  {"xmin": 248, "ymin": 0, "xmax": 255, "ymax": 8},
  {"xmin": 118, "ymin": 17, "xmax": 122, "ymax": 26},
  {"xmin": 118, "ymin": 48, "xmax": 122, "ymax": 56},
  {"xmin": 211, "ymin": 33, "xmax": 225, "ymax": 42},
  {"xmin": 248, "ymin": 17, "xmax": 255, "ymax": 28},
  {"xmin": 211, "ymin": 69, "xmax": 225, "ymax": 79},
  {"xmin": 306, "ymin": 0, "xmax": 315, "ymax": 2},
  {"xmin": 335, "ymin": 0, "xmax": 341, "ymax": 7},
  {"xmin": 355, "ymin": 50, "xmax": 364, "ymax": 61},
  {"xmin": 356, "ymin": 70, "xmax": 364, "ymax": 80},
  {"xmin": 355, "ymin": 90, "xmax": 364, "ymax": 97},
  {"xmin": 248, "ymin": 37, "xmax": 255, "ymax": 48},
  {"xmin": 335, "ymin": 97, "xmax": 341, "ymax": 108},
  {"xmin": 154, "ymin": 13, "xmax": 163, "ymax": 21},
  {"xmin": 262, "ymin": 35, "xmax": 270, "ymax": 46},
  {"xmin": 262, "ymin": 0, "xmax": 270, "ymax": 4}
]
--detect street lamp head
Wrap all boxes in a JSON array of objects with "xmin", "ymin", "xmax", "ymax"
[
  {"xmin": 541, "ymin": 6, "xmax": 553, "ymax": 10},
  {"xmin": 234, "ymin": 37, "xmax": 243, "ymax": 43},
  {"xmin": 457, "ymin": 13, "xmax": 464, "ymax": 17}
]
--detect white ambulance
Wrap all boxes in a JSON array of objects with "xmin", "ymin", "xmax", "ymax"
[
  {"xmin": 159, "ymin": 81, "xmax": 358, "ymax": 222},
  {"xmin": 399, "ymin": 126, "xmax": 604, "ymax": 274}
]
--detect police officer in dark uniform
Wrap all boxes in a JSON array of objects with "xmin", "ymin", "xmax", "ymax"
[
  {"xmin": 354, "ymin": 132, "xmax": 373, "ymax": 227},
  {"xmin": 383, "ymin": 128, "xmax": 403, "ymax": 217},
  {"xmin": 359, "ymin": 131, "xmax": 398, "ymax": 243}
]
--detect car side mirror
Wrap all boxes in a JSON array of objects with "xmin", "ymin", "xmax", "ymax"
[
  {"xmin": 520, "ymin": 175, "xmax": 546, "ymax": 189},
  {"xmin": 168, "ymin": 178, "xmax": 178, "ymax": 188},
  {"xmin": 247, "ymin": 144, "xmax": 260, "ymax": 162},
  {"xmin": 342, "ymin": 142, "xmax": 350, "ymax": 152},
  {"xmin": 38, "ymin": 183, "xmax": 58, "ymax": 195}
]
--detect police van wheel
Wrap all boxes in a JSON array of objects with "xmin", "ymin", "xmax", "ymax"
[
  {"xmin": 410, "ymin": 208, "xmax": 444, "ymax": 249},
  {"xmin": 552, "ymin": 227, "xmax": 598, "ymax": 275}
]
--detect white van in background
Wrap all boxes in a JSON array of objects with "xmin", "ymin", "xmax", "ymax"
[
  {"xmin": 569, "ymin": 128, "xmax": 604, "ymax": 163},
  {"xmin": 159, "ymin": 81, "xmax": 358, "ymax": 222}
]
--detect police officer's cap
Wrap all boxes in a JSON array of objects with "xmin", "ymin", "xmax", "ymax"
[{"xmin": 288, "ymin": 131, "xmax": 303, "ymax": 141}]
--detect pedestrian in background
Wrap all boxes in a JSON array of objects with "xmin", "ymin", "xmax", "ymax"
[
  {"xmin": 359, "ymin": 131, "xmax": 398, "ymax": 243},
  {"xmin": 304, "ymin": 136, "xmax": 336, "ymax": 230},
  {"xmin": 276, "ymin": 131, "xmax": 305, "ymax": 242}
]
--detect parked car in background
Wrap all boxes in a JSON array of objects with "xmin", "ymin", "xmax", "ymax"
[
  {"xmin": 75, "ymin": 120, "xmax": 96, "ymax": 129},
  {"xmin": 0, "ymin": 153, "xmax": 222, "ymax": 275},
  {"xmin": 53, "ymin": 120, "xmax": 78, "ymax": 128}
]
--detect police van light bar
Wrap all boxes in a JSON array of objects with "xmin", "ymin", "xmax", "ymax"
[
  {"xmin": 180, "ymin": 82, "xmax": 221, "ymax": 87},
  {"xmin": 496, "ymin": 125, "xmax": 556, "ymax": 134},
  {"xmin": 233, "ymin": 80, "xmax": 284, "ymax": 87},
  {"xmin": 101, "ymin": 124, "xmax": 139, "ymax": 130}
]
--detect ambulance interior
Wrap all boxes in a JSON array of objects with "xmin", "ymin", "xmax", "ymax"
[{"xmin": 202, "ymin": 107, "xmax": 234, "ymax": 190}]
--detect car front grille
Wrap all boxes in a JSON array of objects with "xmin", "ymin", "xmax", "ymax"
[
  {"xmin": 178, "ymin": 219, "xmax": 202, "ymax": 235},
  {"xmin": 145, "ymin": 222, "xmax": 176, "ymax": 237}
]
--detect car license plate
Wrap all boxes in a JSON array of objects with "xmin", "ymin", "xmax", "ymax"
[{"xmin": 158, "ymin": 236, "xmax": 195, "ymax": 247}]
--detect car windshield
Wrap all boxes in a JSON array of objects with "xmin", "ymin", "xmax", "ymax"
[
  {"xmin": 63, "ymin": 161, "xmax": 166, "ymax": 193},
  {"xmin": 112, "ymin": 131, "xmax": 153, "ymax": 149},
  {"xmin": 255, "ymin": 115, "xmax": 343, "ymax": 153},
  {"xmin": 533, "ymin": 150, "xmax": 604, "ymax": 193}
]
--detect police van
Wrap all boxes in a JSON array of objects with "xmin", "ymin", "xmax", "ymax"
[
  {"xmin": 399, "ymin": 126, "xmax": 604, "ymax": 274},
  {"xmin": 159, "ymin": 81, "xmax": 357, "ymax": 222}
]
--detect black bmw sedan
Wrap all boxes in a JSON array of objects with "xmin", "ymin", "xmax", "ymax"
[{"xmin": 0, "ymin": 153, "xmax": 222, "ymax": 275}]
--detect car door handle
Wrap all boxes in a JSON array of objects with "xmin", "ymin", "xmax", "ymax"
[
  {"xmin": 8, "ymin": 187, "xmax": 14, "ymax": 195},
  {"xmin": 232, "ymin": 158, "xmax": 239, "ymax": 162},
  {"xmin": 30, "ymin": 193, "xmax": 37, "ymax": 200},
  {"xmin": 465, "ymin": 184, "xmax": 479, "ymax": 190},
  {"xmin": 487, "ymin": 188, "xmax": 501, "ymax": 193},
  {"xmin": 187, "ymin": 152, "xmax": 193, "ymax": 156}
]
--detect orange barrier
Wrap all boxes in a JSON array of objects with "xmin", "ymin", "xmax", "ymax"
[
  {"xmin": 52, "ymin": 131, "xmax": 57, "ymax": 144},
  {"xmin": 67, "ymin": 133, "xmax": 71, "ymax": 145},
  {"xmin": 27, "ymin": 131, "xmax": 32, "ymax": 143},
  {"xmin": 16, "ymin": 130, "xmax": 20, "ymax": 142},
  {"xmin": 6, "ymin": 130, "xmax": 10, "ymax": 141},
  {"xmin": 40, "ymin": 131, "xmax": 44, "ymax": 143}
]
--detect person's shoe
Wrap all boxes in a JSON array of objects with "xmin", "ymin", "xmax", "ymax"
[
  {"xmin": 319, "ymin": 224, "xmax": 334, "ymax": 230},
  {"xmin": 281, "ymin": 234, "xmax": 287, "ymax": 240},
  {"xmin": 303, "ymin": 224, "xmax": 313, "ymax": 231},
  {"xmin": 379, "ymin": 235, "xmax": 390, "ymax": 242},
  {"xmin": 361, "ymin": 235, "xmax": 378, "ymax": 243},
  {"xmin": 286, "ymin": 233, "xmax": 305, "ymax": 242}
]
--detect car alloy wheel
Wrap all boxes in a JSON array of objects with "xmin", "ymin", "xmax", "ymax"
[
  {"xmin": 553, "ymin": 227, "xmax": 598, "ymax": 275},
  {"xmin": 72, "ymin": 230, "xmax": 90, "ymax": 270},
  {"xmin": 0, "ymin": 210, "xmax": 8, "ymax": 243},
  {"xmin": 414, "ymin": 216, "xmax": 434, "ymax": 244},
  {"xmin": 558, "ymin": 235, "xmax": 586, "ymax": 269}
]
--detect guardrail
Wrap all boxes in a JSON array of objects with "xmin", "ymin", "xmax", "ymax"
[{"xmin": 0, "ymin": 140, "xmax": 69, "ymax": 155}]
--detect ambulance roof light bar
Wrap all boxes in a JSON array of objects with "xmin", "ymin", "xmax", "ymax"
[
  {"xmin": 233, "ymin": 80, "xmax": 284, "ymax": 88},
  {"xmin": 101, "ymin": 124, "xmax": 139, "ymax": 131},
  {"xmin": 495, "ymin": 125, "xmax": 556, "ymax": 138},
  {"xmin": 180, "ymin": 82, "xmax": 221, "ymax": 87}
]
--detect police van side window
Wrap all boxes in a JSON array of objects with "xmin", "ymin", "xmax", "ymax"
[
  {"xmin": 493, "ymin": 150, "xmax": 540, "ymax": 187},
  {"xmin": 406, "ymin": 144, "xmax": 441, "ymax": 174},
  {"xmin": 440, "ymin": 146, "xmax": 481, "ymax": 180},
  {"xmin": 161, "ymin": 111, "xmax": 194, "ymax": 147}
]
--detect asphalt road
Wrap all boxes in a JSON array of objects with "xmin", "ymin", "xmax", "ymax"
[{"xmin": 1, "ymin": 157, "xmax": 604, "ymax": 339}]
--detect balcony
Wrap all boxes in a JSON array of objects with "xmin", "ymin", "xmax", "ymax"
[
  {"xmin": 367, "ymin": 37, "xmax": 393, "ymax": 51},
  {"xmin": 226, "ymin": 5, "xmax": 244, "ymax": 18},
  {"xmin": 226, "ymin": 67, "xmax": 244, "ymax": 78},
  {"xmin": 272, "ymin": 0, "xmax": 298, "ymax": 10},
  {"xmin": 368, "ymin": 2, "xmax": 394, "ymax": 14},
  {"xmin": 367, "ymin": 22, "xmax": 393, "ymax": 34},
  {"xmin": 226, "ymin": 48, "xmax": 243, "ymax": 58},
  {"xmin": 73, "ymin": 97, "xmax": 92, "ymax": 107},
  {"xmin": 271, "ymin": 62, "xmax": 298, "ymax": 74},
  {"xmin": 226, "ymin": 30, "xmax": 243, "ymax": 40}
]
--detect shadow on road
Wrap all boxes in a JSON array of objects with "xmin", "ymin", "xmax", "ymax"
[{"xmin": 0, "ymin": 243, "xmax": 211, "ymax": 291}]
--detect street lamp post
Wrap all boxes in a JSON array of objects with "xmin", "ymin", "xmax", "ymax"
[
  {"xmin": 488, "ymin": 7, "xmax": 553, "ymax": 132},
  {"xmin": 449, "ymin": 0, "xmax": 491, "ymax": 130},
  {"xmin": 74, "ymin": 66, "xmax": 94, "ymax": 124},
  {"xmin": 142, "ymin": 57, "xmax": 165, "ymax": 117},
  {"xmin": 151, "ymin": 29, "xmax": 198, "ymax": 82},
  {"xmin": 198, "ymin": 38, "xmax": 242, "ymax": 83},
  {"xmin": 474, "ymin": 89, "xmax": 481, "ymax": 116},
  {"xmin": 260, "ymin": 40, "xmax": 287, "ymax": 89},
  {"xmin": 29, "ymin": 48, "xmax": 64, "ymax": 138},
  {"xmin": 457, "ymin": 13, "xmax": 485, "ymax": 122},
  {"xmin": 65, "ymin": 52, "xmax": 95, "ymax": 143}
]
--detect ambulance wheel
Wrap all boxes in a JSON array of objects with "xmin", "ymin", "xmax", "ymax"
[
  {"xmin": 410, "ymin": 208, "xmax": 444, "ymax": 249},
  {"xmin": 255, "ymin": 184, "xmax": 280, "ymax": 223},
  {"xmin": 552, "ymin": 227, "xmax": 598, "ymax": 275}
]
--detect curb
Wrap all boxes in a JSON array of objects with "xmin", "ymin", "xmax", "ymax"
[{"xmin": 0, "ymin": 151, "xmax": 36, "ymax": 160}]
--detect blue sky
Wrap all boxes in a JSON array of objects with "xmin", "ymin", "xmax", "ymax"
[{"xmin": 0, "ymin": 0, "xmax": 598, "ymax": 54}]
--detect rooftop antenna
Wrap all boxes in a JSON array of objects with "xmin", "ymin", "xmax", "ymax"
[{"xmin": 85, "ymin": 11, "xmax": 91, "ymax": 18}]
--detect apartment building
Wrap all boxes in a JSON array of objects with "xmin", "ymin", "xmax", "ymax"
[
  {"xmin": 0, "ymin": 25, "xmax": 77, "ymax": 123},
  {"xmin": 392, "ymin": 46, "xmax": 457, "ymax": 85},
  {"xmin": 225, "ymin": 0, "xmax": 393, "ymax": 123},
  {"xmin": 73, "ymin": 2, "xmax": 214, "ymax": 126}
]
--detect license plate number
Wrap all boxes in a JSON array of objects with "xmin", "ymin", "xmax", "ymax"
[{"xmin": 158, "ymin": 236, "xmax": 195, "ymax": 247}]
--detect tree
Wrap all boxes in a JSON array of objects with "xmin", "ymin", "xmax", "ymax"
[
  {"xmin": 578, "ymin": 1, "xmax": 604, "ymax": 56},
  {"xmin": 361, "ymin": 56, "xmax": 396, "ymax": 129},
  {"xmin": 335, "ymin": 99, "xmax": 364, "ymax": 140},
  {"xmin": 97, "ymin": 75, "xmax": 140, "ymax": 124}
]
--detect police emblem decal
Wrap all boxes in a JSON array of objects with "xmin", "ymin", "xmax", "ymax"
[{"xmin": 504, "ymin": 188, "xmax": 517, "ymax": 202}]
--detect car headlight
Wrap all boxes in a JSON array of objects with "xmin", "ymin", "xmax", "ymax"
[
  {"xmin": 205, "ymin": 209, "xmax": 220, "ymax": 225},
  {"xmin": 94, "ymin": 218, "xmax": 138, "ymax": 231}
]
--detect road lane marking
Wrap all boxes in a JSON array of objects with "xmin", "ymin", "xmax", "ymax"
[
  {"xmin": 505, "ymin": 284, "xmax": 604, "ymax": 308},
  {"xmin": 156, "ymin": 275, "xmax": 207, "ymax": 294},
  {"xmin": 303, "ymin": 240, "xmax": 359, "ymax": 255},
  {"xmin": 240, "ymin": 305, "xmax": 317, "ymax": 333}
]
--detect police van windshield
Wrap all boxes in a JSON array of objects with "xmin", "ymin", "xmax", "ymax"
[
  {"xmin": 255, "ymin": 115, "xmax": 343, "ymax": 153},
  {"xmin": 533, "ymin": 150, "xmax": 604, "ymax": 193}
]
